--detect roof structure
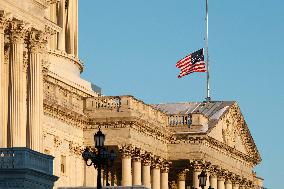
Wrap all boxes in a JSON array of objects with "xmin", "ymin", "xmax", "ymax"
[{"xmin": 152, "ymin": 101, "xmax": 235, "ymax": 128}]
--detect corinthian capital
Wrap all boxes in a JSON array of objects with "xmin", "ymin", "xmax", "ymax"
[
  {"xmin": 28, "ymin": 29, "xmax": 48, "ymax": 53},
  {"xmin": 9, "ymin": 20, "xmax": 29, "ymax": 44},
  {"xmin": 178, "ymin": 169, "xmax": 189, "ymax": 181},
  {"xmin": 161, "ymin": 161, "xmax": 171, "ymax": 173},
  {"xmin": 0, "ymin": 11, "xmax": 12, "ymax": 31},
  {"xmin": 119, "ymin": 145, "xmax": 132, "ymax": 158}
]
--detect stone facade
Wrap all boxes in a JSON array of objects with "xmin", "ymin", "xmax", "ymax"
[{"xmin": 0, "ymin": 1, "xmax": 264, "ymax": 189}]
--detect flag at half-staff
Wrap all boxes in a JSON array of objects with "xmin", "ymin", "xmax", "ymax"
[{"xmin": 176, "ymin": 48, "xmax": 206, "ymax": 78}]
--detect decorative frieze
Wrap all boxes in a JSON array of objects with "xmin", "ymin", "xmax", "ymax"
[
  {"xmin": 54, "ymin": 136, "xmax": 62, "ymax": 148},
  {"xmin": 69, "ymin": 141, "xmax": 82, "ymax": 156}
]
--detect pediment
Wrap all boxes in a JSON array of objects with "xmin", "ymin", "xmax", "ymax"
[{"xmin": 208, "ymin": 102, "xmax": 261, "ymax": 164}]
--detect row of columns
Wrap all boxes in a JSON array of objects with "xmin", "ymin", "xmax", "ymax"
[
  {"xmin": 120, "ymin": 146, "xmax": 170, "ymax": 189},
  {"xmin": 175, "ymin": 161, "xmax": 253, "ymax": 189},
  {"xmin": 0, "ymin": 11, "xmax": 54, "ymax": 152},
  {"xmin": 49, "ymin": 0, "xmax": 78, "ymax": 56}
]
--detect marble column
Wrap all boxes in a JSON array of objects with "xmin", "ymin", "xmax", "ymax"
[
  {"xmin": 232, "ymin": 183, "xmax": 239, "ymax": 189},
  {"xmin": 57, "ymin": 0, "xmax": 66, "ymax": 51},
  {"xmin": 132, "ymin": 153, "xmax": 142, "ymax": 186},
  {"xmin": 160, "ymin": 163, "xmax": 170, "ymax": 189},
  {"xmin": 225, "ymin": 179, "xmax": 233, "ymax": 189},
  {"xmin": 84, "ymin": 163, "xmax": 97, "ymax": 186},
  {"xmin": 217, "ymin": 176, "xmax": 225, "ymax": 189},
  {"xmin": 151, "ymin": 161, "xmax": 161, "ymax": 189},
  {"xmin": 120, "ymin": 146, "xmax": 132, "ymax": 186},
  {"xmin": 66, "ymin": 0, "xmax": 74, "ymax": 55},
  {"xmin": 209, "ymin": 174, "xmax": 218, "ymax": 189},
  {"xmin": 27, "ymin": 30, "xmax": 46, "ymax": 152},
  {"xmin": 8, "ymin": 20, "xmax": 27, "ymax": 147},
  {"xmin": 177, "ymin": 169, "xmax": 188, "ymax": 189},
  {"xmin": 142, "ymin": 156, "xmax": 151, "ymax": 189},
  {"xmin": 192, "ymin": 163, "xmax": 202, "ymax": 189},
  {"xmin": 0, "ymin": 11, "xmax": 8, "ymax": 148}
]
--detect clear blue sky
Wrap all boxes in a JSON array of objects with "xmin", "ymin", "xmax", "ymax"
[{"xmin": 78, "ymin": 1, "xmax": 284, "ymax": 188}]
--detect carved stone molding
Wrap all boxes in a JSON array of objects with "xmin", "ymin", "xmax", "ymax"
[
  {"xmin": 54, "ymin": 136, "xmax": 62, "ymax": 148},
  {"xmin": 119, "ymin": 145, "xmax": 132, "ymax": 159},
  {"xmin": 28, "ymin": 29, "xmax": 48, "ymax": 53},
  {"xmin": 8, "ymin": 20, "xmax": 29, "ymax": 44},
  {"xmin": 177, "ymin": 169, "xmax": 189, "ymax": 181},
  {"xmin": 190, "ymin": 160, "xmax": 210, "ymax": 171},
  {"xmin": 132, "ymin": 147, "xmax": 142, "ymax": 162},
  {"xmin": 69, "ymin": 141, "xmax": 82, "ymax": 156},
  {"xmin": 161, "ymin": 161, "xmax": 171, "ymax": 173},
  {"xmin": 0, "ymin": 11, "xmax": 12, "ymax": 31},
  {"xmin": 141, "ymin": 152, "xmax": 152, "ymax": 166},
  {"xmin": 151, "ymin": 157, "xmax": 163, "ymax": 169},
  {"xmin": 169, "ymin": 181, "xmax": 177, "ymax": 189}
]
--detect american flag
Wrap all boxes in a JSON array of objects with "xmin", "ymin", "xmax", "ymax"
[{"xmin": 176, "ymin": 48, "xmax": 206, "ymax": 78}]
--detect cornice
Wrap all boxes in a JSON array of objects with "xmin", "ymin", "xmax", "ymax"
[
  {"xmin": 43, "ymin": 102, "xmax": 88, "ymax": 129},
  {"xmin": 170, "ymin": 135, "xmax": 257, "ymax": 166},
  {"xmin": 44, "ymin": 74, "xmax": 94, "ymax": 98},
  {"xmin": 87, "ymin": 117, "xmax": 171, "ymax": 144}
]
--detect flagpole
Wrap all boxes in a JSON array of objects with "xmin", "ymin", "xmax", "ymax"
[{"xmin": 205, "ymin": 0, "xmax": 211, "ymax": 101}]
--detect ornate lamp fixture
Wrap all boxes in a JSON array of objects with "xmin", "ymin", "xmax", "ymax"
[
  {"xmin": 197, "ymin": 170, "xmax": 214, "ymax": 189},
  {"xmin": 82, "ymin": 129, "xmax": 116, "ymax": 189}
]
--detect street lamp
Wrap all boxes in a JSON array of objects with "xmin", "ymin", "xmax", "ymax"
[
  {"xmin": 198, "ymin": 170, "xmax": 214, "ymax": 189},
  {"xmin": 82, "ymin": 129, "xmax": 116, "ymax": 189}
]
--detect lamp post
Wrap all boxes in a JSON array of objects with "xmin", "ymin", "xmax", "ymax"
[
  {"xmin": 82, "ymin": 129, "xmax": 116, "ymax": 189},
  {"xmin": 198, "ymin": 170, "xmax": 214, "ymax": 189}
]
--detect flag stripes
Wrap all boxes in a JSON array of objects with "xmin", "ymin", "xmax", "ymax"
[{"xmin": 176, "ymin": 49, "xmax": 206, "ymax": 78}]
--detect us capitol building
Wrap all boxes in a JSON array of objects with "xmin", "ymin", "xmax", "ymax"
[{"xmin": 0, "ymin": 0, "xmax": 264, "ymax": 189}]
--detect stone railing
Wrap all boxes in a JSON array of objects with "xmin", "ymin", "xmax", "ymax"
[
  {"xmin": 0, "ymin": 147, "xmax": 54, "ymax": 174},
  {"xmin": 85, "ymin": 95, "xmax": 167, "ymax": 126},
  {"xmin": 168, "ymin": 114, "xmax": 191, "ymax": 126}
]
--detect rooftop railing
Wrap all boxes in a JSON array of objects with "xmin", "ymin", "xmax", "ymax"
[{"xmin": 85, "ymin": 96, "xmax": 167, "ymax": 126}]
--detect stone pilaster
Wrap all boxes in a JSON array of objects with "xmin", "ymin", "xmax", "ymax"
[
  {"xmin": 151, "ymin": 157, "xmax": 162, "ymax": 189},
  {"xmin": 132, "ymin": 148, "xmax": 142, "ymax": 186},
  {"xmin": 142, "ymin": 153, "xmax": 151, "ymax": 189},
  {"xmin": 8, "ymin": 20, "xmax": 28, "ymax": 147},
  {"xmin": 27, "ymin": 29, "xmax": 47, "ymax": 152},
  {"xmin": 120, "ymin": 145, "xmax": 132, "ymax": 186},
  {"xmin": 161, "ymin": 161, "xmax": 170, "ymax": 189},
  {"xmin": 177, "ymin": 169, "xmax": 188, "ymax": 189}
]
